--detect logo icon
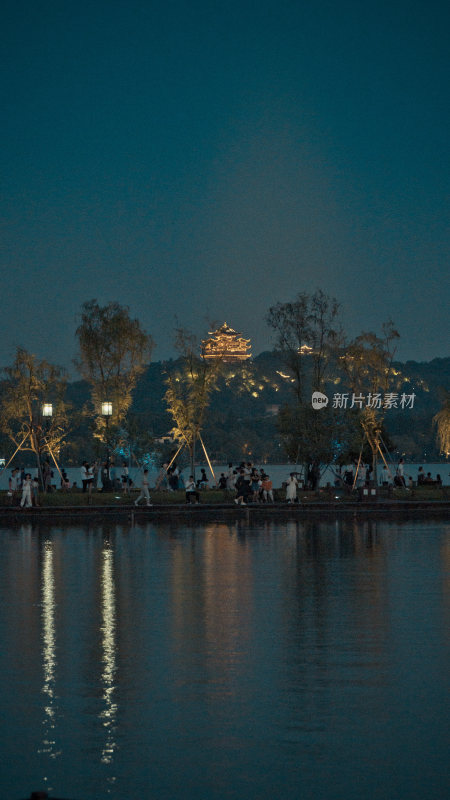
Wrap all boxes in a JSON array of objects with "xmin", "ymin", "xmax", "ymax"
[{"xmin": 312, "ymin": 391, "xmax": 329, "ymax": 410}]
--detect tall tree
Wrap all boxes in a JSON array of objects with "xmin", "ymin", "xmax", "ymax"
[
  {"xmin": 75, "ymin": 300, "xmax": 154, "ymax": 445},
  {"xmin": 0, "ymin": 347, "xmax": 68, "ymax": 486},
  {"xmin": 267, "ymin": 289, "xmax": 342, "ymax": 401},
  {"xmin": 340, "ymin": 321, "xmax": 401, "ymax": 480},
  {"xmin": 164, "ymin": 328, "xmax": 221, "ymax": 476},
  {"xmin": 433, "ymin": 390, "xmax": 450, "ymax": 456},
  {"xmin": 267, "ymin": 289, "xmax": 344, "ymax": 477}
]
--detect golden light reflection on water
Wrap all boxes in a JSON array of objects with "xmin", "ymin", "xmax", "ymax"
[
  {"xmin": 39, "ymin": 538, "xmax": 61, "ymax": 784},
  {"xmin": 170, "ymin": 523, "xmax": 254, "ymax": 701},
  {"xmin": 100, "ymin": 542, "xmax": 118, "ymax": 766}
]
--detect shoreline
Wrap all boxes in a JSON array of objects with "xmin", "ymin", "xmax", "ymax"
[{"xmin": 1, "ymin": 498, "xmax": 449, "ymax": 524}]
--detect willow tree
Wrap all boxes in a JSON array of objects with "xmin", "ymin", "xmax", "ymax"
[
  {"xmin": 0, "ymin": 347, "xmax": 68, "ymax": 486},
  {"xmin": 340, "ymin": 321, "xmax": 401, "ymax": 481},
  {"xmin": 164, "ymin": 328, "xmax": 221, "ymax": 476},
  {"xmin": 75, "ymin": 300, "xmax": 154, "ymax": 446}
]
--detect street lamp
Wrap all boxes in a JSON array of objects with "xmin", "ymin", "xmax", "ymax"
[
  {"xmin": 102, "ymin": 401, "xmax": 113, "ymax": 491},
  {"xmin": 101, "ymin": 402, "xmax": 113, "ymax": 417},
  {"xmin": 41, "ymin": 402, "xmax": 53, "ymax": 491}
]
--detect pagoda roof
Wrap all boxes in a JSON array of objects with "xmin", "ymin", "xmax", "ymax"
[{"xmin": 207, "ymin": 322, "xmax": 250, "ymax": 343}]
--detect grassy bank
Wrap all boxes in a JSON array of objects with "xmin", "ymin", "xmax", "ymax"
[{"xmin": 1, "ymin": 485, "xmax": 448, "ymax": 507}]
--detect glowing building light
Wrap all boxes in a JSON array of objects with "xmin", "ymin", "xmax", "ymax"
[{"xmin": 201, "ymin": 322, "xmax": 251, "ymax": 362}]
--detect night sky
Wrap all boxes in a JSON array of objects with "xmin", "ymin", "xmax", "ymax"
[{"xmin": 2, "ymin": 0, "xmax": 449, "ymax": 371}]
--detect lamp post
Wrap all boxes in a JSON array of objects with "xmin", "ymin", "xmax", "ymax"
[
  {"xmin": 101, "ymin": 401, "xmax": 113, "ymax": 491},
  {"xmin": 42, "ymin": 403, "xmax": 53, "ymax": 419},
  {"xmin": 40, "ymin": 402, "xmax": 53, "ymax": 491}
]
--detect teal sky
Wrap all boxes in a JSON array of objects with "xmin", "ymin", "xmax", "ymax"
[{"xmin": 1, "ymin": 0, "xmax": 449, "ymax": 369}]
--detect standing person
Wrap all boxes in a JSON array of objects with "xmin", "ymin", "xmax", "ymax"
[
  {"xmin": 226, "ymin": 466, "xmax": 236, "ymax": 491},
  {"xmin": 101, "ymin": 461, "xmax": 113, "ymax": 492},
  {"xmin": 172, "ymin": 463, "xmax": 181, "ymax": 489},
  {"xmin": 380, "ymin": 465, "xmax": 389, "ymax": 486},
  {"xmin": 91, "ymin": 461, "xmax": 99, "ymax": 490},
  {"xmin": 43, "ymin": 460, "xmax": 52, "ymax": 493},
  {"xmin": 286, "ymin": 473, "xmax": 298, "ymax": 503},
  {"xmin": 32, "ymin": 476, "xmax": 40, "ymax": 507},
  {"xmin": 20, "ymin": 474, "xmax": 33, "ymax": 508},
  {"xmin": 86, "ymin": 464, "xmax": 95, "ymax": 495},
  {"xmin": 396, "ymin": 458, "xmax": 406, "ymax": 487},
  {"xmin": 417, "ymin": 466, "xmax": 425, "ymax": 485},
  {"xmin": 80, "ymin": 461, "xmax": 88, "ymax": 493},
  {"xmin": 61, "ymin": 469, "xmax": 70, "ymax": 490},
  {"xmin": 121, "ymin": 462, "xmax": 130, "ymax": 494},
  {"xmin": 8, "ymin": 468, "xmax": 20, "ymax": 504},
  {"xmin": 251, "ymin": 469, "xmax": 262, "ymax": 503},
  {"xmin": 110, "ymin": 461, "xmax": 117, "ymax": 489},
  {"xmin": 135, "ymin": 469, "xmax": 152, "ymax": 506}
]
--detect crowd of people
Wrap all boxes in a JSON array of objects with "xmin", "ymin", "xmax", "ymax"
[
  {"xmin": 157, "ymin": 461, "xmax": 276, "ymax": 505},
  {"xmin": 334, "ymin": 458, "xmax": 444, "ymax": 490},
  {"xmin": 3, "ymin": 457, "xmax": 446, "ymax": 509}
]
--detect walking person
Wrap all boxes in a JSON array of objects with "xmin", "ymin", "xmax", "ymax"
[
  {"xmin": 135, "ymin": 469, "xmax": 152, "ymax": 506},
  {"xmin": 234, "ymin": 470, "xmax": 251, "ymax": 505}
]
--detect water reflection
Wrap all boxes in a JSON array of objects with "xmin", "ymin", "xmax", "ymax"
[
  {"xmin": 0, "ymin": 518, "xmax": 448, "ymax": 800},
  {"xmin": 100, "ymin": 539, "xmax": 118, "ymax": 767},
  {"xmin": 39, "ymin": 537, "xmax": 61, "ymax": 785}
]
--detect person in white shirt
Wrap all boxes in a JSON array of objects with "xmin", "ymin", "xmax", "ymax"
[
  {"xmin": 80, "ymin": 462, "xmax": 88, "ymax": 493},
  {"xmin": 20, "ymin": 474, "xmax": 32, "ymax": 508},
  {"xmin": 185, "ymin": 475, "xmax": 200, "ymax": 504}
]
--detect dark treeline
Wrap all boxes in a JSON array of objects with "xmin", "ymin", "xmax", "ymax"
[
  {"xmin": 52, "ymin": 352, "xmax": 449, "ymax": 465},
  {"xmin": 0, "ymin": 295, "xmax": 448, "ymax": 479}
]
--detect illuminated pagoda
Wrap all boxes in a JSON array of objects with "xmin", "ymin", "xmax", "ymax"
[{"xmin": 201, "ymin": 322, "xmax": 251, "ymax": 362}]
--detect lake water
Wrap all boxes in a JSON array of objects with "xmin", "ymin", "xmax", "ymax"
[{"xmin": 1, "ymin": 518, "xmax": 449, "ymax": 800}]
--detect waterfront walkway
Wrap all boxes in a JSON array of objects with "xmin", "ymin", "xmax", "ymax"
[{"xmin": 1, "ymin": 497, "xmax": 449, "ymax": 522}]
